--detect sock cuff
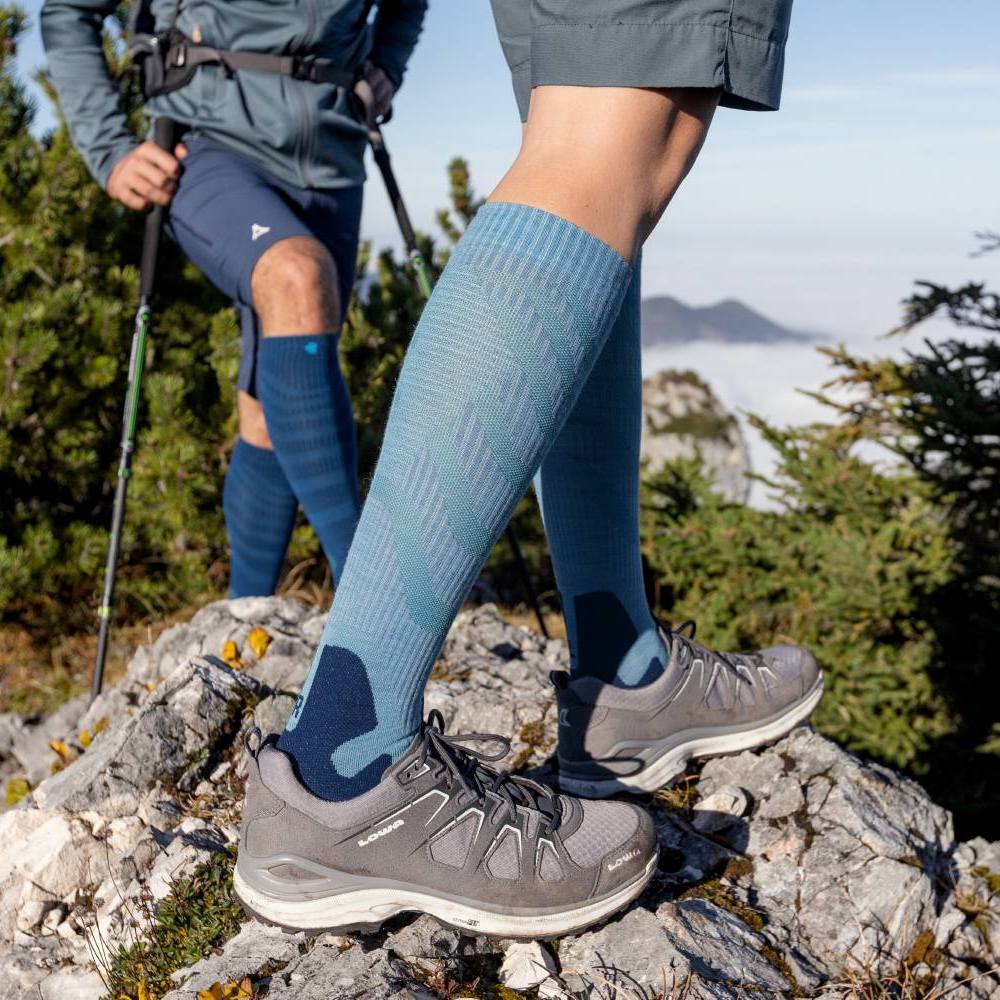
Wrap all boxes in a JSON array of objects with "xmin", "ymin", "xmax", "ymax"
[
  {"xmin": 457, "ymin": 201, "xmax": 632, "ymax": 279},
  {"xmin": 258, "ymin": 333, "xmax": 340, "ymax": 390}
]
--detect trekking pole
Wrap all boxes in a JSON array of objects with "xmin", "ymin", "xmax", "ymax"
[
  {"xmin": 91, "ymin": 117, "xmax": 176, "ymax": 701},
  {"xmin": 353, "ymin": 83, "xmax": 549, "ymax": 639}
]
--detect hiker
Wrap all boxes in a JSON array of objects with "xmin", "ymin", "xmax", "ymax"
[
  {"xmin": 234, "ymin": 0, "xmax": 825, "ymax": 937},
  {"xmin": 40, "ymin": 0, "xmax": 428, "ymax": 598}
]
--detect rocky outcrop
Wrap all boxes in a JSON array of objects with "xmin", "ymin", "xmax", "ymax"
[
  {"xmin": 641, "ymin": 368, "xmax": 751, "ymax": 503},
  {"xmin": 1, "ymin": 598, "xmax": 997, "ymax": 999}
]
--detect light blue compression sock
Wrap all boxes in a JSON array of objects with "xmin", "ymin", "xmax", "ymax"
[
  {"xmin": 278, "ymin": 202, "xmax": 633, "ymax": 800},
  {"xmin": 257, "ymin": 333, "xmax": 361, "ymax": 582},
  {"xmin": 223, "ymin": 438, "xmax": 298, "ymax": 598},
  {"xmin": 536, "ymin": 262, "xmax": 668, "ymax": 688}
]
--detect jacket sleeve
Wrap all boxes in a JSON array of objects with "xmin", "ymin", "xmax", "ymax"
[
  {"xmin": 40, "ymin": 0, "xmax": 138, "ymax": 188},
  {"xmin": 368, "ymin": 0, "xmax": 428, "ymax": 90}
]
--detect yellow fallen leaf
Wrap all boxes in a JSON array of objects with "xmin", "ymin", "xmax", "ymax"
[
  {"xmin": 197, "ymin": 984, "xmax": 225, "ymax": 1000},
  {"xmin": 247, "ymin": 626, "xmax": 271, "ymax": 659},
  {"xmin": 94, "ymin": 716, "xmax": 110, "ymax": 734},
  {"xmin": 221, "ymin": 640, "xmax": 243, "ymax": 669},
  {"xmin": 79, "ymin": 729, "xmax": 92, "ymax": 748},
  {"xmin": 49, "ymin": 739, "xmax": 77, "ymax": 762},
  {"xmin": 145, "ymin": 680, "xmax": 157, "ymax": 692},
  {"xmin": 138, "ymin": 983, "xmax": 150, "ymax": 1000}
]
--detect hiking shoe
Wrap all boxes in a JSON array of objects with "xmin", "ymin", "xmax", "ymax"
[
  {"xmin": 554, "ymin": 622, "xmax": 824, "ymax": 798},
  {"xmin": 234, "ymin": 710, "xmax": 657, "ymax": 938}
]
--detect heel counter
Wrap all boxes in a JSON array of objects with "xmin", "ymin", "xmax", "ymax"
[{"xmin": 240, "ymin": 754, "xmax": 286, "ymax": 859}]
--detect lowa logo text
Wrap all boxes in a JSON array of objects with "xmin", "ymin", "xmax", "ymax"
[
  {"xmin": 358, "ymin": 818, "xmax": 405, "ymax": 847},
  {"xmin": 607, "ymin": 848, "xmax": 640, "ymax": 872}
]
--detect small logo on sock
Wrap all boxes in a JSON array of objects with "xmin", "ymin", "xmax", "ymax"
[
  {"xmin": 559, "ymin": 708, "xmax": 571, "ymax": 727},
  {"xmin": 358, "ymin": 818, "xmax": 405, "ymax": 847},
  {"xmin": 250, "ymin": 223, "xmax": 271, "ymax": 241},
  {"xmin": 304, "ymin": 340, "xmax": 319, "ymax": 355}
]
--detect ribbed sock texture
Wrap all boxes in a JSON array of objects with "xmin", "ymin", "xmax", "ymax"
[
  {"xmin": 278, "ymin": 202, "xmax": 632, "ymax": 800},
  {"xmin": 257, "ymin": 333, "xmax": 361, "ymax": 581},
  {"xmin": 536, "ymin": 264, "xmax": 668, "ymax": 688},
  {"xmin": 223, "ymin": 438, "xmax": 298, "ymax": 598}
]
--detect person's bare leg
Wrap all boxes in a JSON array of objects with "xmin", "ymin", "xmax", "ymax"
[
  {"xmin": 237, "ymin": 391, "xmax": 272, "ymax": 448},
  {"xmin": 492, "ymin": 86, "xmax": 719, "ymax": 259},
  {"xmin": 278, "ymin": 85, "xmax": 720, "ymax": 800},
  {"xmin": 251, "ymin": 235, "xmax": 341, "ymax": 336}
]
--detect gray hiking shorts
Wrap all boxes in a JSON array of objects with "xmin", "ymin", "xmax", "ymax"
[{"xmin": 490, "ymin": 0, "xmax": 794, "ymax": 120}]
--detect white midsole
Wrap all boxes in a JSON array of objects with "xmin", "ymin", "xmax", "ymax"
[
  {"xmin": 560, "ymin": 677, "xmax": 825, "ymax": 798},
  {"xmin": 233, "ymin": 854, "xmax": 657, "ymax": 937}
]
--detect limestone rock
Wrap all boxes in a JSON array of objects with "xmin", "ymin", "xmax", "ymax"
[
  {"xmin": 164, "ymin": 921, "xmax": 305, "ymax": 997},
  {"xmin": 1, "ymin": 597, "xmax": 998, "ymax": 1000},
  {"xmin": 34, "ymin": 656, "xmax": 263, "ymax": 818},
  {"xmin": 499, "ymin": 940, "xmax": 558, "ymax": 991},
  {"xmin": 35, "ymin": 967, "xmax": 106, "ymax": 1000},
  {"xmin": 0, "ymin": 947, "xmax": 50, "ymax": 997},
  {"xmin": 0, "ymin": 809, "xmax": 110, "ymax": 942},
  {"xmin": 265, "ymin": 939, "xmax": 423, "ymax": 999},
  {"xmin": 641, "ymin": 368, "xmax": 751, "ymax": 503},
  {"xmin": 4, "ymin": 695, "xmax": 88, "ymax": 787},
  {"xmin": 691, "ymin": 785, "xmax": 750, "ymax": 833}
]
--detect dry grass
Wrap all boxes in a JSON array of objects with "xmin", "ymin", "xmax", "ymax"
[
  {"xmin": 495, "ymin": 605, "xmax": 566, "ymax": 641},
  {"xmin": 0, "ymin": 614, "xmax": 189, "ymax": 716}
]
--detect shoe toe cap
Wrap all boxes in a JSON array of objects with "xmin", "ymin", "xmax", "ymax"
[
  {"xmin": 758, "ymin": 643, "xmax": 821, "ymax": 698},
  {"xmin": 564, "ymin": 799, "xmax": 656, "ymax": 895}
]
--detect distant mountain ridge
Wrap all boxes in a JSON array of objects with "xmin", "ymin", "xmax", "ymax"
[{"xmin": 641, "ymin": 295, "xmax": 824, "ymax": 347}]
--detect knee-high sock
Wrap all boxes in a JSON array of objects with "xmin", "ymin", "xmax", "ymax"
[
  {"xmin": 535, "ymin": 263, "xmax": 668, "ymax": 688},
  {"xmin": 257, "ymin": 333, "xmax": 361, "ymax": 582},
  {"xmin": 278, "ymin": 203, "xmax": 633, "ymax": 800},
  {"xmin": 223, "ymin": 438, "xmax": 298, "ymax": 598}
]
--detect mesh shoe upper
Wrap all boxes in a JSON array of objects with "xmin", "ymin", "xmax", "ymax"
[
  {"xmin": 238, "ymin": 711, "xmax": 655, "ymax": 911},
  {"xmin": 556, "ymin": 622, "xmax": 822, "ymax": 778}
]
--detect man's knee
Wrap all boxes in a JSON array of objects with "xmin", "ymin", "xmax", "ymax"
[{"xmin": 251, "ymin": 236, "xmax": 340, "ymax": 334}]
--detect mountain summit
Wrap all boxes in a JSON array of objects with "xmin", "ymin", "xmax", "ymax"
[{"xmin": 641, "ymin": 295, "xmax": 823, "ymax": 347}]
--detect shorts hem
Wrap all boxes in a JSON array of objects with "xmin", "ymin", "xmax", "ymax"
[{"xmin": 522, "ymin": 20, "xmax": 786, "ymax": 119}]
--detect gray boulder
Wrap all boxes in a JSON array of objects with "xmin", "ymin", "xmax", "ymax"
[
  {"xmin": 0, "ymin": 597, "xmax": 996, "ymax": 1000},
  {"xmin": 34, "ymin": 657, "xmax": 263, "ymax": 818},
  {"xmin": 641, "ymin": 368, "xmax": 751, "ymax": 504}
]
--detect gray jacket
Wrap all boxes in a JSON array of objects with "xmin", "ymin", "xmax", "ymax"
[{"xmin": 40, "ymin": 0, "xmax": 428, "ymax": 190}]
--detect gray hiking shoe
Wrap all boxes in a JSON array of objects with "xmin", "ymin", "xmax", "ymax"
[
  {"xmin": 234, "ymin": 710, "xmax": 657, "ymax": 938},
  {"xmin": 555, "ymin": 622, "xmax": 824, "ymax": 798}
]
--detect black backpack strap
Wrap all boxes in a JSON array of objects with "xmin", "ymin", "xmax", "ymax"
[{"xmin": 165, "ymin": 39, "xmax": 357, "ymax": 90}]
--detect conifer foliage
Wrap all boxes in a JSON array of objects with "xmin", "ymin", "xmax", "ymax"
[{"xmin": 0, "ymin": 5, "xmax": 233, "ymax": 632}]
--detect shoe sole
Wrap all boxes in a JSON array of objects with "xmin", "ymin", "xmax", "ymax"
[
  {"xmin": 233, "ymin": 851, "xmax": 657, "ymax": 940},
  {"xmin": 559, "ymin": 675, "xmax": 825, "ymax": 798}
]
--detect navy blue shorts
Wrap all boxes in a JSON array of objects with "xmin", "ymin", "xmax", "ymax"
[{"xmin": 165, "ymin": 138, "xmax": 363, "ymax": 397}]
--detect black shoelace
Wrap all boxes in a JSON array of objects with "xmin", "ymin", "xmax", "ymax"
[
  {"xmin": 416, "ymin": 710, "xmax": 562, "ymax": 836},
  {"xmin": 661, "ymin": 619, "xmax": 753, "ymax": 686}
]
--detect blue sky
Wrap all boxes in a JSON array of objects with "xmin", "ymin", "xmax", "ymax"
[{"xmin": 13, "ymin": 1, "xmax": 1000, "ymax": 341}]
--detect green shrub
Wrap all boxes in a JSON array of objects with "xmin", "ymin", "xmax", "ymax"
[
  {"xmin": 641, "ymin": 258, "xmax": 1000, "ymax": 832},
  {"xmin": 0, "ymin": 8, "xmax": 481, "ymax": 630}
]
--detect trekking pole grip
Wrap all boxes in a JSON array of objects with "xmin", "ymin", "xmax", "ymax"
[{"xmin": 139, "ymin": 117, "xmax": 176, "ymax": 300}]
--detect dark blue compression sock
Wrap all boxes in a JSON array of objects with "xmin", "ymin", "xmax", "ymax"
[
  {"xmin": 223, "ymin": 438, "xmax": 298, "ymax": 597},
  {"xmin": 257, "ymin": 334, "xmax": 361, "ymax": 581}
]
